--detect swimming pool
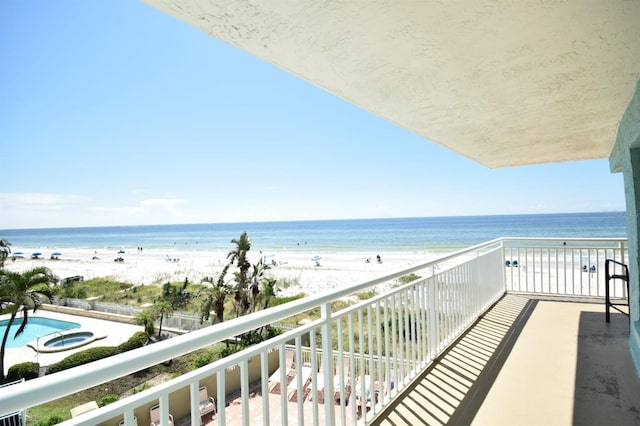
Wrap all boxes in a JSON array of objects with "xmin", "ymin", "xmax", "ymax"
[{"xmin": 0, "ymin": 317, "xmax": 80, "ymax": 348}]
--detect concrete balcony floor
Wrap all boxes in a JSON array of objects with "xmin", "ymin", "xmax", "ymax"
[{"xmin": 373, "ymin": 294, "xmax": 640, "ymax": 426}]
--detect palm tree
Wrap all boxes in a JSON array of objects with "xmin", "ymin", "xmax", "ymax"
[
  {"xmin": 227, "ymin": 232, "xmax": 252, "ymax": 317},
  {"xmin": 0, "ymin": 239, "xmax": 11, "ymax": 269},
  {"xmin": 0, "ymin": 267, "xmax": 57, "ymax": 382},
  {"xmin": 249, "ymin": 262, "xmax": 270, "ymax": 313},
  {"xmin": 201, "ymin": 264, "xmax": 231, "ymax": 325},
  {"xmin": 152, "ymin": 301, "xmax": 174, "ymax": 338},
  {"xmin": 261, "ymin": 277, "xmax": 279, "ymax": 310},
  {"xmin": 135, "ymin": 309, "xmax": 155, "ymax": 337}
]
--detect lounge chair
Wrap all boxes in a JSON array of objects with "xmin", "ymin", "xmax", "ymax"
[
  {"xmin": 149, "ymin": 404, "xmax": 174, "ymax": 426},
  {"xmin": 198, "ymin": 386, "xmax": 216, "ymax": 418},
  {"xmin": 269, "ymin": 365, "xmax": 297, "ymax": 394},
  {"xmin": 308, "ymin": 373, "xmax": 345, "ymax": 404},
  {"xmin": 287, "ymin": 366, "xmax": 313, "ymax": 402},
  {"xmin": 268, "ymin": 348, "xmax": 296, "ymax": 394},
  {"xmin": 118, "ymin": 416, "xmax": 138, "ymax": 426}
]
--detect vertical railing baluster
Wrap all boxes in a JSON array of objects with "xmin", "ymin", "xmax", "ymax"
[
  {"xmin": 310, "ymin": 327, "xmax": 319, "ymax": 426},
  {"xmin": 367, "ymin": 304, "xmax": 375, "ymax": 416},
  {"xmin": 189, "ymin": 382, "xmax": 199, "ymax": 426},
  {"xmin": 383, "ymin": 296, "xmax": 392, "ymax": 399},
  {"xmin": 294, "ymin": 335, "xmax": 304, "ymax": 426},
  {"xmin": 391, "ymin": 292, "xmax": 399, "ymax": 388},
  {"xmin": 260, "ymin": 351, "xmax": 270, "ymax": 426},
  {"xmin": 337, "ymin": 316, "xmax": 346, "ymax": 426},
  {"xmin": 375, "ymin": 300, "xmax": 384, "ymax": 405},
  {"xmin": 321, "ymin": 301, "xmax": 336, "ymax": 426},
  {"xmin": 348, "ymin": 313, "xmax": 357, "ymax": 425},
  {"xmin": 240, "ymin": 359, "xmax": 249, "ymax": 426}
]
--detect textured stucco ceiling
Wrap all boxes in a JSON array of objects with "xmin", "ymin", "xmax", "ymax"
[{"xmin": 143, "ymin": 0, "xmax": 640, "ymax": 168}]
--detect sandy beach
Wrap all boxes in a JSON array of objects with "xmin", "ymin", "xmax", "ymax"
[{"xmin": 3, "ymin": 248, "xmax": 438, "ymax": 297}]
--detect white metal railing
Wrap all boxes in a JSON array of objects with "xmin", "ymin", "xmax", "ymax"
[
  {"xmin": 0, "ymin": 379, "xmax": 25, "ymax": 426},
  {"xmin": 502, "ymin": 238, "xmax": 628, "ymax": 298},
  {"xmin": 0, "ymin": 237, "xmax": 626, "ymax": 425}
]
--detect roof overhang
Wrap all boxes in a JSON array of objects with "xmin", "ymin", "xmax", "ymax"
[{"xmin": 143, "ymin": 0, "xmax": 640, "ymax": 168}]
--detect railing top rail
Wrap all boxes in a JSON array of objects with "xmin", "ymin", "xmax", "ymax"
[{"xmin": 500, "ymin": 237, "xmax": 627, "ymax": 243}]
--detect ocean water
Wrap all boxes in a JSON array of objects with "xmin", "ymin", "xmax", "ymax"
[{"xmin": 0, "ymin": 212, "xmax": 627, "ymax": 254}]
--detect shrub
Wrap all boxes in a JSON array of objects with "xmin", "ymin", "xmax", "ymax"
[
  {"xmin": 7, "ymin": 361, "xmax": 40, "ymax": 381},
  {"xmin": 355, "ymin": 290, "xmax": 377, "ymax": 300},
  {"xmin": 45, "ymin": 346, "xmax": 118, "ymax": 374},
  {"xmin": 193, "ymin": 350, "xmax": 214, "ymax": 369},
  {"xmin": 117, "ymin": 331, "xmax": 149, "ymax": 353},
  {"xmin": 34, "ymin": 415, "xmax": 64, "ymax": 426},
  {"xmin": 270, "ymin": 294, "xmax": 305, "ymax": 307},
  {"xmin": 397, "ymin": 273, "xmax": 421, "ymax": 285},
  {"xmin": 97, "ymin": 394, "xmax": 119, "ymax": 407}
]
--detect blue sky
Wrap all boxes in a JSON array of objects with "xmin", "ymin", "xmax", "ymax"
[{"xmin": 1, "ymin": 1, "xmax": 626, "ymax": 230}]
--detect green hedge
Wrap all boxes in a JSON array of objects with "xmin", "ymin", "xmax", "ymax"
[
  {"xmin": 45, "ymin": 346, "xmax": 119, "ymax": 374},
  {"xmin": 117, "ymin": 331, "xmax": 148, "ymax": 353},
  {"xmin": 7, "ymin": 362, "xmax": 40, "ymax": 381},
  {"xmin": 44, "ymin": 331, "xmax": 150, "ymax": 375}
]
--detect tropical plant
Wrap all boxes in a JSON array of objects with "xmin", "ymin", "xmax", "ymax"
[
  {"xmin": 248, "ymin": 262, "xmax": 272, "ymax": 313},
  {"xmin": 0, "ymin": 238, "xmax": 11, "ymax": 268},
  {"xmin": 161, "ymin": 279, "xmax": 192, "ymax": 311},
  {"xmin": 227, "ymin": 231, "xmax": 252, "ymax": 317},
  {"xmin": 200, "ymin": 264, "xmax": 231, "ymax": 324},
  {"xmin": 152, "ymin": 301, "xmax": 174, "ymax": 337},
  {"xmin": 0, "ymin": 267, "xmax": 57, "ymax": 382},
  {"xmin": 260, "ymin": 277, "xmax": 279, "ymax": 310},
  {"xmin": 135, "ymin": 309, "xmax": 155, "ymax": 337}
]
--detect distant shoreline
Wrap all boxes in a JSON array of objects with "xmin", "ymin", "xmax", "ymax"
[
  {"xmin": 0, "ymin": 212, "xmax": 627, "ymax": 255},
  {"xmin": 0, "ymin": 211, "xmax": 626, "ymax": 233}
]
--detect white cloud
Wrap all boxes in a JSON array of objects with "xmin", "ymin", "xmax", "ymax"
[
  {"xmin": 88, "ymin": 198, "xmax": 191, "ymax": 222},
  {"xmin": 0, "ymin": 193, "xmax": 197, "ymax": 229},
  {"xmin": 0, "ymin": 193, "xmax": 89, "ymax": 212}
]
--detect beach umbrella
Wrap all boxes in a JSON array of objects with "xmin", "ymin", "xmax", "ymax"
[
  {"xmin": 311, "ymin": 255, "xmax": 322, "ymax": 263},
  {"xmin": 32, "ymin": 252, "xmax": 42, "ymax": 256},
  {"xmin": 13, "ymin": 251, "xmax": 23, "ymax": 255},
  {"xmin": 52, "ymin": 252, "xmax": 62, "ymax": 257}
]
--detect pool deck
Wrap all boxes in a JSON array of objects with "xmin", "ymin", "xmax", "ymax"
[{"xmin": 1, "ymin": 310, "xmax": 143, "ymax": 374}]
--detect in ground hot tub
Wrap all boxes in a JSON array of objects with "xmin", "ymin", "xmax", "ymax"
[{"xmin": 28, "ymin": 329, "xmax": 106, "ymax": 353}]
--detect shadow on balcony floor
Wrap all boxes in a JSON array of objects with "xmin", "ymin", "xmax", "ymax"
[{"xmin": 373, "ymin": 294, "xmax": 640, "ymax": 426}]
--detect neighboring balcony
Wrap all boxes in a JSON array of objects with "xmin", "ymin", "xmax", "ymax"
[{"xmin": 0, "ymin": 238, "xmax": 636, "ymax": 425}]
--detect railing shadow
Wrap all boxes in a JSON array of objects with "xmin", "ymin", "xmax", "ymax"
[{"xmin": 372, "ymin": 294, "xmax": 537, "ymax": 425}]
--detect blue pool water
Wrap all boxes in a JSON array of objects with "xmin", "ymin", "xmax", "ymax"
[
  {"xmin": 0, "ymin": 317, "xmax": 80, "ymax": 348},
  {"xmin": 44, "ymin": 332, "xmax": 93, "ymax": 348}
]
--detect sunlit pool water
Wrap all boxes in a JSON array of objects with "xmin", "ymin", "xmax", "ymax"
[{"xmin": 0, "ymin": 317, "xmax": 80, "ymax": 348}]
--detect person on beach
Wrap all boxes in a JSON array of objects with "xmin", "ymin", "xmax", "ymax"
[{"xmin": 377, "ymin": 254, "xmax": 382, "ymax": 263}]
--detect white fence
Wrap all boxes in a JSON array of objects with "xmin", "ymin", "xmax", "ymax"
[
  {"xmin": 0, "ymin": 238, "xmax": 627, "ymax": 425},
  {"xmin": 56, "ymin": 299, "xmax": 206, "ymax": 332}
]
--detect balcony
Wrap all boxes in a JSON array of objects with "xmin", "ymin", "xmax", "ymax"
[{"xmin": 0, "ymin": 238, "xmax": 636, "ymax": 425}]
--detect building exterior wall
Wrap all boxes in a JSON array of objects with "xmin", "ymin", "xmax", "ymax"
[{"xmin": 611, "ymin": 79, "xmax": 640, "ymax": 375}]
